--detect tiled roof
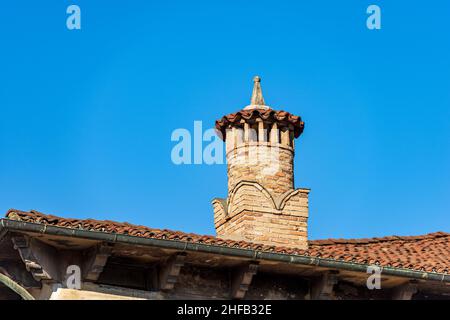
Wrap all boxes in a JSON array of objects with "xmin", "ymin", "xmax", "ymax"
[
  {"xmin": 215, "ymin": 108, "xmax": 305, "ymax": 141},
  {"xmin": 4, "ymin": 209, "xmax": 450, "ymax": 274}
]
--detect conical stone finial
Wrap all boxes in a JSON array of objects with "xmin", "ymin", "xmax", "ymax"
[
  {"xmin": 243, "ymin": 76, "xmax": 270, "ymax": 110},
  {"xmin": 250, "ymin": 76, "xmax": 265, "ymax": 106}
]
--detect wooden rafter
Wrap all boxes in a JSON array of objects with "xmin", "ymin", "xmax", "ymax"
[
  {"xmin": 159, "ymin": 252, "xmax": 186, "ymax": 291},
  {"xmin": 11, "ymin": 235, "xmax": 59, "ymax": 282},
  {"xmin": 82, "ymin": 243, "xmax": 113, "ymax": 281},
  {"xmin": 392, "ymin": 282, "xmax": 418, "ymax": 300},
  {"xmin": 230, "ymin": 262, "xmax": 259, "ymax": 299},
  {"xmin": 311, "ymin": 271, "xmax": 339, "ymax": 300}
]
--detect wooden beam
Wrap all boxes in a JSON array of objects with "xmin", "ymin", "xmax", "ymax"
[
  {"xmin": 230, "ymin": 262, "xmax": 259, "ymax": 299},
  {"xmin": 11, "ymin": 235, "xmax": 60, "ymax": 282},
  {"xmin": 159, "ymin": 252, "xmax": 186, "ymax": 291},
  {"xmin": 82, "ymin": 243, "xmax": 113, "ymax": 281},
  {"xmin": 311, "ymin": 271, "xmax": 338, "ymax": 300},
  {"xmin": 392, "ymin": 282, "xmax": 418, "ymax": 300}
]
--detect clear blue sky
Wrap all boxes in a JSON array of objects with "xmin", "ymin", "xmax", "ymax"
[{"xmin": 1, "ymin": 1, "xmax": 449, "ymax": 240}]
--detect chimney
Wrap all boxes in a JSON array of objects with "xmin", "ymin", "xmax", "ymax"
[{"xmin": 212, "ymin": 76, "xmax": 309, "ymax": 249}]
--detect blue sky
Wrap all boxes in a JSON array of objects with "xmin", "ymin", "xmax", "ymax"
[{"xmin": 0, "ymin": 1, "xmax": 449, "ymax": 239}]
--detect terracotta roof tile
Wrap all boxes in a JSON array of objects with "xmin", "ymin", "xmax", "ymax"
[
  {"xmin": 215, "ymin": 108, "xmax": 304, "ymax": 140},
  {"xmin": 4, "ymin": 209, "xmax": 449, "ymax": 274}
]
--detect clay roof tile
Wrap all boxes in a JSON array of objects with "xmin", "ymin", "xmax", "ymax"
[{"xmin": 4, "ymin": 209, "xmax": 449, "ymax": 274}]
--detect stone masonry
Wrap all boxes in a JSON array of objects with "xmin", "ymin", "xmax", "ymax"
[{"xmin": 213, "ymin": 77, "xmax": 309, "ymax": 249}]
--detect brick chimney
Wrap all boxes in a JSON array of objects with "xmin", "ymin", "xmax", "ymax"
[{"xmin": 212, "ymin": 76, "xmax": 309, "ymax": 249}]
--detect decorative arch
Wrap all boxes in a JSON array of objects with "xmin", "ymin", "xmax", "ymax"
[
  {"xmin": 227, "ymin": 180, "xmax": 277, "ymax": 217},
  {"xmin": 277, "ymin": 188, "xmax": 305, "ymax": 210}
]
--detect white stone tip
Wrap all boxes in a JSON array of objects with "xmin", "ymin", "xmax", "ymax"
[{"xmin": 250, "ymin": 75, "xmax": 266, "ymax": 106}]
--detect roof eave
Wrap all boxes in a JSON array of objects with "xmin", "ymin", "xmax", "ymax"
[{"xmin": 1, "ymin": 218, "xmax": 449, "ymax": 283}]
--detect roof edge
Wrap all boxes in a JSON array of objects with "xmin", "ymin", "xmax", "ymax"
[{"xmin": 1, "ymin": 218, "xmax": 448, "ymax": 283}]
